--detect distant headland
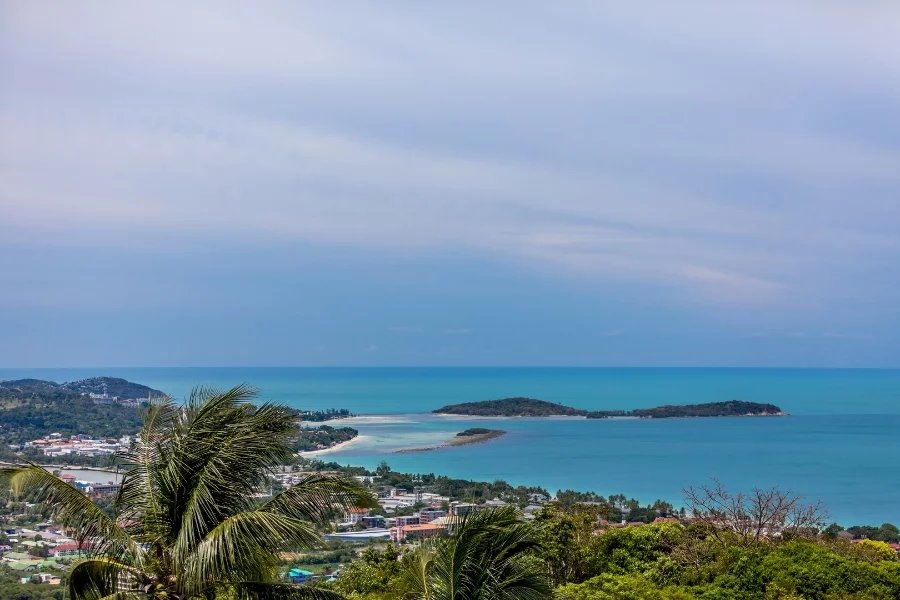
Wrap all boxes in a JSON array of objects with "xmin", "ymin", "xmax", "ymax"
[{"xmin": 433, "ymin": 397, "xmax": 784, "ymax": 418}]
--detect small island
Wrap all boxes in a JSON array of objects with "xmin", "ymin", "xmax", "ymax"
[
  {"xmin": 585, "ymin": 400, "xmax": 784, "ymax": 419},
  {"xmin": 434, "ymin": 398, "xmax": 784, "ymax": 419},
  {"xmin": 452, "ymin": 428, "xmax": 507, "ymax": 444},
  {"xmin": 395, "ymin": 428, "xmax": 506, "ymax": 453},
  {"xmin": 433, "ymin": 397, "xmax": 585, "ymax": 417}
]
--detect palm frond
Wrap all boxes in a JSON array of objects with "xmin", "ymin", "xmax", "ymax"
[
  {"xmin": 409, "ymin": 507, "xmax": 551, "ymax": 600},
  {"xmin": 1, "ymin": 465, "xmax": 139, "ymax": 560},
  {"xmin": 115, "ymin": 398, "xmax": 177, "ymax": 542},
  {"xmin": 235, "ymin": 581, "xmax": 347, "ymax": 600},
  {"xmin": 67, "ymin": 557, "xmax": 141, "ymax": 600},
  {"xmin": 162, "ymin": 387, "xmax": 298, "ymax": 559},
  {"xmin": 180, "ymin": 510, "xmax": 321, "ymax": 597},
  {"xmin": 261, "ymin": 471, "xmax": 378, "ymax": 524},
  {"xmin": 400, "ymin": 546, "xmax": 435, "ymax": 600}
]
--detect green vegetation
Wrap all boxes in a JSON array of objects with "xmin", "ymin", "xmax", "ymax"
[
  {"xmin": 323, "ymin": 497, "xmax": 900, "ymax": 599},
  {"xmin": 455, "ymin": 428, "xmax": 493, "ymax": 436},
  {"xmin": 0, "ymin": 395, "xmax": 144, "ymax": 444},
  {"xmin": 0, "ymin": 377, "xmax": 165, "ymax": 448},
  {"xmin": 826, "ymin": 522, "xmax": 900, "ymax": 543},
  {"xmin": 0, "ymin": 385, "xmax": 375, "ymax": 599},
  {"xmin": 434, "ymin": 398, "xmax": 784, "ymax": 419},
  {"xmin": 0, "ymin": 377, "xmax": 165, "ymax": 402},
  {"xmin": 434, "ymin": 397, "xmax": 586, "ymax": 417},
  {"xmin": 300, "ymin": 408, "xmax": 353, "ymax": 422},
  {"xmin": 585, "ymin": 400, "xmax": 784, "ymax": 419},
  {"xmin": 293, "ymin": 425, "xmax": 359, "ymax": 452},
  {"xmin": 0, "ymin": 569, "xmax": 63, "ymax": 600},
  {"xmin": 403, "ymin": 506, "xmax": 551, "ymax": 600}
]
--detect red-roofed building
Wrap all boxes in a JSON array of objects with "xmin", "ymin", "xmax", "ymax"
[
  {"xmin": 390, "ymin": 523, "xmax": 445, "ymax": 542},
  {"xmin": 48, "ymin": 541, "xmax": 92, "ymax": 557}
]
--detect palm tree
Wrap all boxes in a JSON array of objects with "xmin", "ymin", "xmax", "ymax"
[
  {"xmin": 2, "ymin": 385, "xmax": 377, "ymax": 599},
  {"xmin": 402, "ymin": 506, "xmax": 551, "ymax": 600}
]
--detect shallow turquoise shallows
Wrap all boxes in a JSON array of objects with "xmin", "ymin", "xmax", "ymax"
[{"xmin": 3, "ymin": 367, "xmax": 898, "ymax": 525}]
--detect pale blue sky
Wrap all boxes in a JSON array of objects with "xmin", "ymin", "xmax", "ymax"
[{"xmin": 2, "ymin": 2, "xmax": 900, "ymax": 367}]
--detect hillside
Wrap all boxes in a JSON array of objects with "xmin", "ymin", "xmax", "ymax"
[
  {"xmin": 0, "ymin": 376, "xmax": 166, "ymax": 402},
  {"xmin": 433, "ymin": 397, "xmax": 586, "ymax": 417},
  {"xmin": 0, "ymin": 377, "xmax": 167, "ymax": 445}
]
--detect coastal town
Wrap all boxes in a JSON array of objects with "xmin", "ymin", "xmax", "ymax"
[{"xmin": 3, "ymin": 458, "xmax": 897, "ymax": 593}]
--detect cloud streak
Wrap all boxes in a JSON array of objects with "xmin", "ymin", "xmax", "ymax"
[{"xmin": 1, "ymin": 2, "xmax": 899, "ymax": 365}]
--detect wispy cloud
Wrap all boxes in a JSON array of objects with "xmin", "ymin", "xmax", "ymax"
[{"xmin": 2, "ymin": 2, "xmax": 900, "ymax": 366}]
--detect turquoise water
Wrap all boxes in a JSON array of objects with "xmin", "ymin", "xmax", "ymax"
[{"xmin": 2, "ymin": 367, "xmax": 898, "ymax": 524}]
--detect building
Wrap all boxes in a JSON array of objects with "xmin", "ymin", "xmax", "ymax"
[
  {"xmin": 49, "ymin": 542, "xmax": 93, "ymax": 557},
  {"xmin": 89, "ymin": 482, "xmax": 121, "ymax": 497},
  {"xmin": 418, "ymin": 509, "xmax": 446, "ymax": 523},
  {"xmin": 360, "ymin": 515, "xmax": 386, "ymax": 529},
  {"xmin": 390, "ymin": 522, "xmax": 446, "ymax": 542},
  {"xmin": 346, "ymin": 507, "xmax": 371, "ymax": 524},
  {"xmin": 450, "ymin": 502, "xmax": 478, "ymax": 517}
]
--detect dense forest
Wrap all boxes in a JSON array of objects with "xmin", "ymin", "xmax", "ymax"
[
  {"xmin": 0, "ymin": 395, "xmax": 145, "ymax": 444},
  {"xmin": 433, "ymin": 397, "xmax": 587, "ymax": 416},
  {"xmin": 585, "ymin": 400, "xmax": 784, "ymax": 419},
  {"xmin": 0, "ymin": 377, "xmax": 165, "ymax": 402},
  {"xmin": 434, "ymin": 397, "xmax": 784, "ymax": 419}
]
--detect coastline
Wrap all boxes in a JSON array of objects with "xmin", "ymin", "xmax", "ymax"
[{"xmin": 297, "ymin": 434, "xmax": 369, "ymax": 457}]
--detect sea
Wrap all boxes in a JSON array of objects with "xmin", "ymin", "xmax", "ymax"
[{"xmin": 1, "ymin": 367, "xmax": 898, "ymax": 525}]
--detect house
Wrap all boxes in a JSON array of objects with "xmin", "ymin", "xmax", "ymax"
[
  {"xmin": 20, "ymin": 573, "xmax": 61, "ymax": 585},
  {"xmin": 653, "ymin": 517, "xmax": 679, "ymax": 524},
  {"xmin": 529, "ymin": 493, "xmax": 550, "ymax": 505}
]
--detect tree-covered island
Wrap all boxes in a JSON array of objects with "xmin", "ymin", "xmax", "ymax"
[
  {"xmin": 434, "ymin": 397, "xmax": 784, "ymax": 418},
  {"xmin": 433, "ymin": 397, "xmax": 587, "ymax": 416}
]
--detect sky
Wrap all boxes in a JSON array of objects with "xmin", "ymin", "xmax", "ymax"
[{"xmin": 2, "ymin": 2, "xmax": 900, "ymax": 368}]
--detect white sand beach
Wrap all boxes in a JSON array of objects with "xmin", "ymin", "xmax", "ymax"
[{"xmin": 297, "ymin": 434, "xmax": 370, "ymax": 458}]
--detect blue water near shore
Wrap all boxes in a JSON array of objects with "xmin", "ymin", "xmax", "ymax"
[{"xmin": 2, "ymin": 367, "xmax": 898, "ymax": 524}]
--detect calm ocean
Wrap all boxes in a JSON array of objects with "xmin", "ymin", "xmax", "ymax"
[{"xmin": 2, "ymin": 367, "xmax": 898, "ymax": 525}]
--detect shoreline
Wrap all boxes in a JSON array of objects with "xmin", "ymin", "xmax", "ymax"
[{"xmin": 297, "ymin": 434, "xmax": 369, "ymax": 457}]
